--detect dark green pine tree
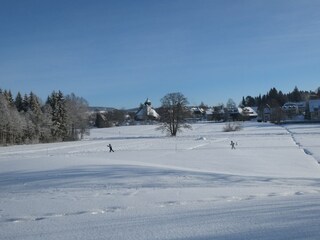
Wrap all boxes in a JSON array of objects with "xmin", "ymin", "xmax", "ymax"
[
  {"xmin": 291, "ymin": 86, "xmax": 302, "ymax": 102},
  {"xmin": 241, "ymin": 97, "xmax": 246, "ymax": 107},
  {"xmin": 22, "ymin": 94, "xmax": 30, "ymax": 112},
  {"xmin": 29, "ymin": 92, "xmax": 42, "ymax": 115},
  {"xmin": 15, "ymin": 92, "xmax": 24, "ymax": 112},
  {"xmin": 49, "ymin": 91, "xmax": 68, "ymax": 141},
  {"xmin": 28, "ymin": 92, "xmax": 43, "ymax": 136}
]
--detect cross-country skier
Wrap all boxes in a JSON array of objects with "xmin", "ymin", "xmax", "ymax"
[
  {"xmin": 107, "ymin": 144, "xmax": 114, "ymax": 152},
  {"xmin": 230, "ymin": 141, "xmax": 236, "ymax": 149}
]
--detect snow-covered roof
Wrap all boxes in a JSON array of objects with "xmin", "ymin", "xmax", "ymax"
[
  {"xmin": 238, "ymin": 107, "xmax": 258, "ymax": 117},
  {"xmin": 191, "ymin": 107, "xmax": 205, "ymax": 114},
  {"xmin": 135, "ymin": 98, "xmax": 160, "ymax": 120}
]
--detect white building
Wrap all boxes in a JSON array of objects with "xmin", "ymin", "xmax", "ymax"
[
  {"xmin": 238, "ymin": 107, "xmax": 258, "ymax": 119},
  {"xmin": 309, "ymin": 99, "xmax": 320, "ymax": 120},
  {"xmin": 135, "ymin": 98, "xmax": 160, "ymax": 121}
]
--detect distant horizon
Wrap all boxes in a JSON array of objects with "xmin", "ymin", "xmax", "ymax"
[{"xmin": 1, "ymin": 1, "xmax": 320, "ymax": 109}]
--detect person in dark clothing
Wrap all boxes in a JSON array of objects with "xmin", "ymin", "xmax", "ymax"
[
  {"xmin": 107, "ymin": 144, "xmax": 114, "ymax": 152},
  {"xmin": 230, "ymin": 141, "xmax": 236, "ymax": 149}
]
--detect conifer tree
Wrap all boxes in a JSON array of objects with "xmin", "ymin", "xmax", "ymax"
[
  {"xmin": 15, "ymin": 92, "xmax": 24, "ymax": 112},
  {"xmin": 49, "ymin": 91, "xmax": 68, "ymax": 141},
  {"xmin": 22, "ymin": 94, "xmax": 29, "ymax": 112},
  {"xmin": 4, "ymin": 90, "xmax": 14, "ymax": 106},
  {"xmin": 27, "ymin": 92, "xmax": 43, "ymax": 139},
  {"xmin": 29, "ymin": 92, "xmax": 42, "ymax": 117},
  {"xmin": 290, "ymin": 86, "xmax": 302, "ymax": 102}
]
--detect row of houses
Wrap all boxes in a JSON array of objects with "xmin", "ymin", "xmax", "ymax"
[
  {"xmin": 192, "ymin": 99, "xmax": 320, "ymax": 123},
  {"xmin": 131, "ymin": 98, "xmax": 320, "ymax": 123},
  {"xmin": 243, "ymin": 99, "xmax": 320, "ymax": 122},
  {"xmin": 91, "ymin": 98, "xmax": 320, "ymax": 127},
  {"xmin": 280, "ymin": 99, "xmax": 320, "ymax": 121},
  {"xmin": 190, "ymin": 106, "xmax": 258, "ymax": 122}
]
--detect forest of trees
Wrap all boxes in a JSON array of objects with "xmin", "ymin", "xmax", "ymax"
[
  {"xmin": 241, "ymin": 86, "xmax": 320, "ymax": 109},
  {"xmin": 237, "ymin": 86, "xmax": 320, "ymax": 123},
  {"xmin": 0, "ymin": 89, "xmax": 89, "ymax": 146}
]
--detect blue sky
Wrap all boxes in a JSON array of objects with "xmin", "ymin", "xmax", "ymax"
[{"xmin": 1, "ymin": 0, "xmax": 320, "ymax": 108}]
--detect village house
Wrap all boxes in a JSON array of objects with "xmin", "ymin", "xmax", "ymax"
[
  {"xmin": 309, "ymin": 99, "xmax": 320, "ymax": 120},
  {"xmin": 238, "ymin": 107, "xmax": 258, "ymax": 120},
  {"xmin": 279, "ymin": 99, "xmax": 320, "ymax": 121},
  {"xmin": 134, "ymin": 98, "xmax": 160, "ymax": 121},
  {"xmin": 190, "ymin": 107, "xmax": 206, "ymax": 120},
  {"xmin": 282, "ymin": 101, "xmax": 306, "ymax": 120}
]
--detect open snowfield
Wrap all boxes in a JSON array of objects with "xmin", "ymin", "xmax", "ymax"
[{"xmin": 1, "ymin": 122, "xmax": 320, "ymax": 240}]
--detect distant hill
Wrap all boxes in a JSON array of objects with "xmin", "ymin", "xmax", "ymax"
[
  {"xmin": 88, "ymin": 106, "xmax": 140, "ymax": 113},
  {"xmin": 88, "ymin": 106, "xmax": 117, "ymax": 112}
]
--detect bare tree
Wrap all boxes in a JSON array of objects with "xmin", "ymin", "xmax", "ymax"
[{"xmin": 157, "ymin": 92, "xmax": 191, "ymax": 136}]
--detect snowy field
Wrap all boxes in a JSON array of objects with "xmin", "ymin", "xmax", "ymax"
[{"xmin": 0, "ymin": 122, "xmax": 320, "ymax": 240}]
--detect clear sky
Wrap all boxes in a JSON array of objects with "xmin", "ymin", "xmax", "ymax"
[{"xmin": 1, "ymin": 0, "xmax": 320, "ymax": 109}]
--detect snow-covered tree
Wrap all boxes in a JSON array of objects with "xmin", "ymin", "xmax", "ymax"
[
  {"xmin": 48, "ymin": 91, "xmax": 68, "ymax": 141},
  {"xmin": 29, "ymin": 92, "xmax": 41, "ymax": 114},
  {"xmin": 4, "ymin": 90, "xmax": 14, "ymax": 106},
  {"xmin": 0, "ymin": 93, "xmax": 24, "ymax": 144},
  {"xmin": 26, "ymin": 92, "xmax": 43, "ymax": 140},
  {"xmin": 1, "ymin": 88, "xmax": 90, "ymax": 145},
  {"xmin": 0, "ymin": 93, "xmax": 10, "ymax": 144},
  {"xmin": 65, "ymin": 93, "xmax": 89, "ymax": 140},
  {"xmin": 39, "ymin": 104, "xmax": 54, "ymax": 142}
]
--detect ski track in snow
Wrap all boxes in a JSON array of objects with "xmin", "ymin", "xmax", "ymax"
[
  {"xmin": 1, "ymin": 185, "xmax": 319, "ymax": 225},
  {"xmin": 1, "ymin": 206, "xmax": 126, "ymax": 224},
  {"xmin": 283, "ymin": 124, "xmax": 320, "ymax": 163}
]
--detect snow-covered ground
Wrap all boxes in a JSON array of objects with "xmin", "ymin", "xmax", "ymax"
[{"xmin": 0, "ymin": 122, "xmax": 320, "ymax": 240}]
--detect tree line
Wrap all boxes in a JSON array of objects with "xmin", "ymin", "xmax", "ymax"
[
  {"xmin": 0, "ymin": 89, "xmax": 89, "ymax": 145},
  {"xmin": 2, "ymin": 86, "xmax": 319, "ymax": 144},
  {"xmin": 241, "ymin": 86, "xmax": 320, "ymax": 109}
]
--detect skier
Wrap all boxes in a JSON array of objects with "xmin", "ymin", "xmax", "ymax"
[
  {"xmin": 230, "ymin": 140, "xmax": 236, "ymax": 149},
  {"xmin": 107, "ymin": 144, "xmax": 114, "ymax": 152}
]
